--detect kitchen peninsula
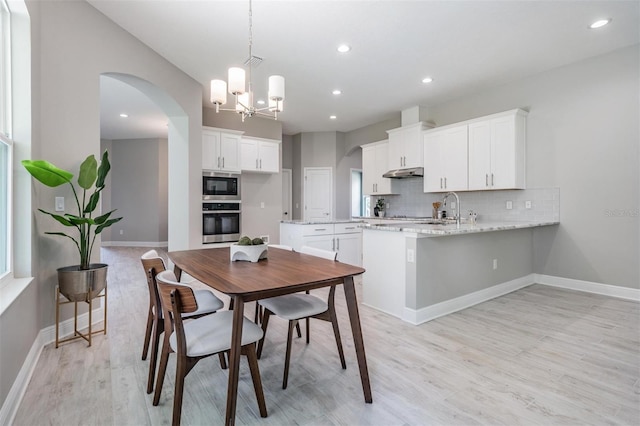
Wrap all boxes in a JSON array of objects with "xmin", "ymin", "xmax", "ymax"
[{"xmin": 362, "ymin": 219, "xmax": 559, "ymax": 324}]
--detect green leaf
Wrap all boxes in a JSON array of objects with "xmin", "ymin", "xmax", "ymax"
[
  {"xmin": 66, "ymin": 216, "xmax": 94, "ymax": 226},
  {"xmin": 94, "ymin": 209, "xmax": 117, "ymax": 225},
  {"xmin": 22, "ymin": 160, "xmax": 73, "ymax": 187},
  {"xmin": 95, "ymin": 217, "xmax": 122, "ymax": 234},
  {"xmin": 37, "ymin": 209, "xmax": 74, "ymax": 226},
  {"xmin": 95, "ymin": 151, "xmax": 110, "ymax": 189},
  {"xmin": 77, "ymin": 155, "xmax": 98, "ymax": 190},
  {"xmin": 84, "ymin": 191, "xmax": 101, "ymax": 214}
]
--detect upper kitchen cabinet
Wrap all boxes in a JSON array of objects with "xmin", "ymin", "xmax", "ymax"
[
  {"xmin": 423, "ymin": 125, "xmax": 468, "ymax": 192},
  {"xmin": 362, "ymin": 140, "xmax": 395, "ymax": 195},
  {"xmin": 202, "ymin": 126, "xmax": 243, "ymax": 172},
  {"xmin": 240, "ymin": 137, "xmax": 280, "ymax": 173},
  {"xmin": 468, "ymin": 109, "xmax": 527, "ymax": 190},
  {"xmin": 386, "ymin": 122, "xmax": 433, "ymax": 169}
]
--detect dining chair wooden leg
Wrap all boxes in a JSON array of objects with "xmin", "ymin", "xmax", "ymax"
[
  {"xmin": 218, "ymin": 352, "xmax": 228, "ymax": 370},
  {"xmin": 305, "ymin": 318, "xmax": 310, "ymax": 343},
  {"xmin": 153, "ymin": 340, "xmax": 171, "ymax": 406},
  {"xmin": 243, "ymin": 343, "xmax": 268, "ymax": 418},
  {"xmin": 257, "ymin": 310, "xmax": 271, "ymax": 359},
  {"xmin": 142, "ymin": 306, "xmax": 154, "ymax": 360},
  {"xmin": 146, "ymin": 318, "xmax": 163, "ymax": 394},
  {"xmin": 296, "ymin": 322, "xmax": 302, "ymax": 339},
  {"xmin": 283, "ymin": 320, "xmax": 297, "ymax": 389},
  {"xmin": 172, "ymin": 354, "xmax": 188, "ymax": 426}
]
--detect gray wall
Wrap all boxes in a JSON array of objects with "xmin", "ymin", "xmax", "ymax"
[
  {"xmin": 106, "ymin": 138, "xmax": 169, "ymax": 244},
  {"xmin": 344, "ymin": 116, "xmax": 401, "ymax": 154},
  {"xmin": 203, "ymin": 107, "xmax": 282, "ymax": 139},
  {"xmin": 426, "ymin": 45, "xmax": 639, "ymax": 289},
  {"xmin": 2, "ymin": 0, "xmax": 206, "ymax": 410}
]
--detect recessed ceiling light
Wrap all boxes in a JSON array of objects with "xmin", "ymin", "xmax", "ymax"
[
  {"xmin": 589, "ymin": 19, "xmax": 611, "ymax": 29},
  {"xmin": 337, "ymin": 44, "xmax": 351, "ymax": 53},
  {"xmin": 257, "ymin": 99, "xmax": 266, "ymax": 105},
  {"xmin": 119, "ymin": 113, "xmax": 128, "ymax": 118},
  {"xmin": 332, "ymin": 89, "xmax": 342, "ymax": 95},
  {"xmin": 422, "ymin": 77, "xmax": 433, "ymax": 84},
  {"xmin": 329, "ymin": 115, "xmax": 337, "ymax": 120}
]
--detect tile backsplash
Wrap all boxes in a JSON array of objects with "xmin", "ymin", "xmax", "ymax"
[{"xmin": 370, "ymin": 179, "xmax": 559, "ymax": 222}]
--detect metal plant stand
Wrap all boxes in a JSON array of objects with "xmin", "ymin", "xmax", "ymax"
[{"xmin": 55, "ymin": 284, "xmax": 107, "ymax": 348}]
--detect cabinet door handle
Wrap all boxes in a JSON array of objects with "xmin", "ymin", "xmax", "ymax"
[
  {"xmin": 444, "ymin": 177, "xmax": 447, "ymax": 189},
  {"xmin": 222, "ymin": 157, "xmax": 225, "ymax": 168},
  {"xmin": 314, "ymin": 228, "xmax": 327, "ymax": 231},
  {"xmin": 218, "ymin": 156, "xmax": 221, "ymax": 168},
  {"xmin": 259, "ymin": 159, "xmax": 262, "ymax": 169},
  {"xmin": 485, "ymin": 174, "xmax": 489, "ymax": 187},
  {"xmin": 491, "ymin": 173, "xmax": 494, "ymax": 186},
  {"xmin": 336, "ymin": 237, "xmax": 340, "ymax": 251},
  {"xmin": 256, "ymin": 159, "xmax": 259, "ymax": 169},
  {"xmin": 440, "ymin": 177, "xmax": 443, "ymax": 189},
  {"xmin": 332, "ymin": 238, "xmax": 335, "ymax": 251}
]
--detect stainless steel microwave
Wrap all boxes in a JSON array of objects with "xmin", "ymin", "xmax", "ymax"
[{"xmin": 202, "ymin": 171, "xmax": 240, "ymax": 200}]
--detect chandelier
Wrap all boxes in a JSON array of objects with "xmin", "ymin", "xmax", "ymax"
[{"xmin": 210, "ymin": 0, "xmax": 285, "ymax": 121}]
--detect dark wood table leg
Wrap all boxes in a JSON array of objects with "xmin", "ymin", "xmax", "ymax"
[
  {"xmin": 343, "ymin": 275, "xmax": 373, "ymax": 403},
  {"xmin": 225, "ymin": 295, "xmax": 244, "ymax": 426}
]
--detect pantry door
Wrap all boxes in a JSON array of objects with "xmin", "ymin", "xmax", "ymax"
[{"xmin": 303, "ymin": 167, "xmax": 333, "ymax": 222}]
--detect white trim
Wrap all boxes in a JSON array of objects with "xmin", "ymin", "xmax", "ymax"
[
  {"xmin": 0, "ymin": 305, "xmax": 104, "ymax": 425},
  {"xmin": 0, "ymin": 328, "xmax": 45, "ymax": 426},
  {"xmin": 0, "ymin": 276, "xmax": 33, "ymax": 315},
  {"xmin": 101, "ymin": 241, "xmax": 168, "ymax": 248},
  {"xmin": 402, "ymin": 274, "xmax": 536, "ymax": 325},
  {"xmin": 535, "ymin": 274, "xmax": 640, "ymax": 301}
]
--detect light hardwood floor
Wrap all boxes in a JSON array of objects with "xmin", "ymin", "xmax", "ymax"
[{"xmin": 13, "ymin": 246, "xmax": 640, "ymax": 425}]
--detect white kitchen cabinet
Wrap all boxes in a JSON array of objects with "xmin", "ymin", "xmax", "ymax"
[
  {"xmin": 280, "ymin": 222, "xmax": 362, "ymax": 266},
  {"xmin": 386, "ymin": 122, "xmax": 432, "ymax": 169},
  {"xmin": 423, "ymin": 125, "xmax": 468, "ymax": 192},
  {"xmin": 468, "ymin": 110, "xmax": 527, "ymax": 190},
  {"xmin": 202, "ymin": 126, "xmax": 243, "ymax": 172},
  {"xmin": 240, "ymin": 137, "xmax": 280, "ymax": 173},
  {"xmin": 361, "ymin": 141, "xmax": 395, "ymax": 195}
]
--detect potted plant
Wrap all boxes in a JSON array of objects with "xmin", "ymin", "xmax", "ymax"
[
  {"xmin": 375, "ymin": 198, "xmax": 386, "ymax": 217},
  {"xmin": 22, "ymin": 151, "xmax": 122, "ymax": 301}
]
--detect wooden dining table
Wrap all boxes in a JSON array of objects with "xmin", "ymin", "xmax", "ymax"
[{"xmin": 168, "ymin": 246, "xmax": 371, "ymax": 425}]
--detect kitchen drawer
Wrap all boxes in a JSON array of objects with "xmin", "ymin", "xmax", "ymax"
[
  {"xmin": 300, "ymin": 224, "xmax": 334, "ymax": 236},
  {"xmin": 334, "ymin": 223, "xmax": 362, "ymax": 234}
]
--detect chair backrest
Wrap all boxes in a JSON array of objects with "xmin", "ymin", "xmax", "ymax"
[
  {"xmin": 299, "ymin": 245, "xmax": 338, "ymax": 261},
  {"xmin": 155, "ymin": 270, "xmax": 198, "ymax": 316},
  {"xmin": 268, "ymin": 244, "xmax": 293, "ymax": 251},
  {"xmin": 141, "ymin": 250, "xmax": 167, "ymax": 317}
]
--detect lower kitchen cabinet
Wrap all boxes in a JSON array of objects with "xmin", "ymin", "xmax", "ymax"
[{"xmin": 280, "ymin": 222, "xmax": 362, "ymax": 266}]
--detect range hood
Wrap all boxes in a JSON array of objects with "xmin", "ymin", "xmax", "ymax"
[{"xmin": 382, "ymin": 167, "xmax": 424, "ymax": 179}]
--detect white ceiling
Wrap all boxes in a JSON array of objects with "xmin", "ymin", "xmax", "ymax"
[{"xmin": 91, "ymin": 0, "xmax": 639, "ymax": 139}]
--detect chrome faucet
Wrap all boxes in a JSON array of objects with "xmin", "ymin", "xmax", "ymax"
[{"xmin": 442, "ymin": 192, "xmax": 461, "ymax": 228}]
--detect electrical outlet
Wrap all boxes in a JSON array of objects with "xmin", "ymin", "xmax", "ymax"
[
  {"xmin": 407, "ymin": 249, "xmax": 415, "ymax": 263},
  {"xmin": 493, "ymin": 259, "xmax": 498, "ymax": 270},
  {"xmin": 506, "ymin": 201, "xmax": 513, "ymax": 210},
  {"xmin": 525, "ymin": 200, "xmax": 532, "ymax": 209},
  {"xmin": 260, "ymin": 202, "xmax": 265, "ymax": 209},
  {"xmin": 260, "ymin": 235, "xmax": 269, "ymax": 243},
  {"xmin": 119, "ymin": 230, "xmax": 124, "ymax": 235}
]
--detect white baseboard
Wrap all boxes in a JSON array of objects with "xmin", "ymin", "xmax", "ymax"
[
  {"xmin": 0, "ymin": 306, "xmax": 104, "ymax": 424},
  {"xmin": 402, "ymin": 274, "xmax": 536, "ymax": 325},
  {"xmin": 101, "ymin": 241, "xmax": 168, "ymax": 247},
  {"xmin": 535, "ymin": 274, "xmax": 640, "ymax": 301}
]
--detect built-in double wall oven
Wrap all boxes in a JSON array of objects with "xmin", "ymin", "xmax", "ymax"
[{"xmin": 202, "ymin": 172, "xmax": 241, "ymax": 244}]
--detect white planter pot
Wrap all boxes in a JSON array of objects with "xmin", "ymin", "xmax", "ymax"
[{"xmin": 230, "ymin": 244, "xmax": 268, "ymax": 263}]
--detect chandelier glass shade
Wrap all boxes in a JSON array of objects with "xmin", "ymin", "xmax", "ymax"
[{"xmin": 210, "ymin": 0, "xmax": 285, "ymax": 121}]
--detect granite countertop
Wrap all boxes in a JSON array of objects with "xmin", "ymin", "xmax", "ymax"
[
  {"xmin": 361, "ymin": 220, "xmax": 559, "ymax": 236},
  {"xmin": 281, "ymin": 219, "xmax": 365, "ymax": 225}
]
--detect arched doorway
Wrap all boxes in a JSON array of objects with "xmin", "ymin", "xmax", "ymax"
[{"xmin": 99, "ymin": 72, "xmax": 191, "ymax": 251}]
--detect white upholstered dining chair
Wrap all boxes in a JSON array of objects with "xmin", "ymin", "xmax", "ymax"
[
  {"xmin": 140, "ymin": 249, "xmax": 225, "ymax": 394},
  {"xmin": 256, "ymin": 245, "xmax": 346, "ymax": 389},
  {"xmin": 152, "ymin": 269, "xmax": 267, "ymax": 426}
]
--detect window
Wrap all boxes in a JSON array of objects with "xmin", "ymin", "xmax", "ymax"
[{"xmin": 0, "ymin": 0, "xmax": 12, "ymax": 280}]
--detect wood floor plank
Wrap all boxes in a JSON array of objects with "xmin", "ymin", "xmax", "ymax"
[{"xmin": 11, "ymin": 247, "xmax": 640, "ymax": 425}]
